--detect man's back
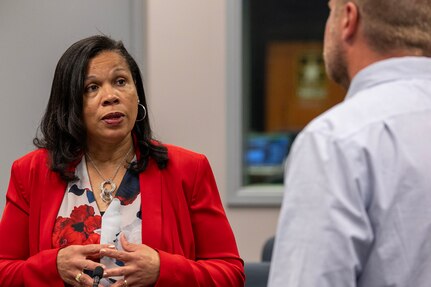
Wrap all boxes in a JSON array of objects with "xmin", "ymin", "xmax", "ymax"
[{"xmin": 268, "ymin": 57, "xmax": 431, "ymax": 287}]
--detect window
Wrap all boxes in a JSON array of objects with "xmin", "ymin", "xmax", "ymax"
[{"xmin": 227, "ymin": 0, "xmax": 345, "ymax": 206}]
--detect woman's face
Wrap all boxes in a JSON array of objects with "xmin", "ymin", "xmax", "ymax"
[{"xmin": 83, "ymin": 51, "xmax": 138, "ymax": 146}]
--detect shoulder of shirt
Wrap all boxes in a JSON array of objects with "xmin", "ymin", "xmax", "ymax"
[
  {"xmin": 303, "ymin": 83, "xmax": 424, "ymax": 143},
  {"xmin": 302, "ymin": 97, "xmax": 363, "ymax": 142}
]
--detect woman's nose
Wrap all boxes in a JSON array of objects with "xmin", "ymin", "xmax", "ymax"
[
  {"xmin": 102, "ymin": 96, "xmax": 120, "ymax": 106},
  {"xmin": 101, "ymin": 86, "xmax": 120, "ymax": 106}
]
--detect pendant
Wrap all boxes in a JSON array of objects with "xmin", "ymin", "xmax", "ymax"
[{"xmin": 100, "ymin": 179, "xmax": 116, "ymax": 203}]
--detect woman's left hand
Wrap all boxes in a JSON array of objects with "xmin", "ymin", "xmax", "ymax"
[{"xmin": 101, "ymin": 234, "xmax": 160, "ymax": 287}]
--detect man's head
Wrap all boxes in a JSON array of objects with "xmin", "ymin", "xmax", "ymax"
[
  {"xmin": 323, "ymin": 0, "xmax": 349, "ymax": 89},
  {"xmin": 323, "ymin": 0, "xmax": 431, "ymax": 88}
]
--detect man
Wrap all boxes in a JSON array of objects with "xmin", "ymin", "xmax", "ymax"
[{"xmin": 268, "ymin": 0, "xmax": 431, "ymax": 286}]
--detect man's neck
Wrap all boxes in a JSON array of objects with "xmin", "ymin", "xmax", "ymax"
[{"xmin": 347, "ymin": 41, "xmax": 424, "ymax": 82}]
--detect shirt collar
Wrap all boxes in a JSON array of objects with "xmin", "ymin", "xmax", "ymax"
[{"xmin": 345, "ymin": 56, "xmax": 431, "ymax": 100}]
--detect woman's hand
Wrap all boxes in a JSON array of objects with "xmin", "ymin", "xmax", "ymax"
[
  {"xmin": 57, "ymin": 244, "xmax": 109, "ymax": 286},
  {"xmin": 102, "ymin": 234, "xmax": 161, "ymax": 287}
]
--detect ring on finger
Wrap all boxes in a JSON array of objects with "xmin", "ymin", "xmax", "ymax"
[
  {"xmin": 75, "ymin": 272, "xmax": 83, "ymax": 283},
  {"xmin": 123, "ymin": 279, "xmax": 128, "ymax": 287}
]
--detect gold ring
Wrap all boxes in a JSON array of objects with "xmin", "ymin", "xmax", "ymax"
[
  {"xmin": 123, "ymin": 279, "xmax": 128, "ymax": 286},
  {"xmin": 75, "ymin": 272, "xmax": 83, "ymax": 283}
]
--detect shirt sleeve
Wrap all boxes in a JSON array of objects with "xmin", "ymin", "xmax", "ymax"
[
  {"xmin": 268, "ymin": 130, "xmax": 374, "ymax": 287},
  {"xmin": 0, "ymin": 161, "xmax": 64, "ymax": 287},
  {"xmin": 155, "ymin": 155, "xmax": 245, "ymax": 287}
]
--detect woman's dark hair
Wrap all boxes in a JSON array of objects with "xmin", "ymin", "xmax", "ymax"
[{"xmin": 33, "ymin": 35, "xmax": 168, "ymax": 181}]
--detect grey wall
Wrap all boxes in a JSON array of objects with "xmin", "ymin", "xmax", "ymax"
[{"xmin": 0, "ymin": 0, "xmax": 144, "ymax": 213}]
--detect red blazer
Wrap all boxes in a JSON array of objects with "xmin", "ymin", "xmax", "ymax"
[{"xmin": 0, "ymin": 145, "xmax": 244, "ymax": 286}]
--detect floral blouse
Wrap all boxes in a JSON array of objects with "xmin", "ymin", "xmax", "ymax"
[{"xmin": 52, "ymin": 157, "xmax": 141, "ymax": 285}]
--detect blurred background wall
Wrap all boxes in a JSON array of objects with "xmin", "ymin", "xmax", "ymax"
[{"xmin": 0, "ymin": 0, "xmax": 279, "ymax": 262}]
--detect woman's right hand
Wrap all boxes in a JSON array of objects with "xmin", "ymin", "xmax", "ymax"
[{"xmin": 57, "ymin": 244, "xmax": 111, "ymax": 286}]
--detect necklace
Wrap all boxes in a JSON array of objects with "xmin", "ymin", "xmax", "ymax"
[{"xmin": 86, "ymin": 146, "xmax": 133, "ymax": 203}]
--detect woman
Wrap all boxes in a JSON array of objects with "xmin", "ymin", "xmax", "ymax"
[{"xmin": 0, "ymin": 35, "xmax": 244, "ymax": 287}]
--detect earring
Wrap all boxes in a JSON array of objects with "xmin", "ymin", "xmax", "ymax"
[{"xmin": 136, "ymin": 103, "xmax": 147, "ymax": 122}]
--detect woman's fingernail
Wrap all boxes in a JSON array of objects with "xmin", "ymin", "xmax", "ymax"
[{"xmin": 108, "ymin": 244, "xmax": 116, "ymax": 249}]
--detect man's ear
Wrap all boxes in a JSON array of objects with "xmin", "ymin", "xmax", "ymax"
[{"xmin": 341, "ymin": 2, "xmax": 360, "ymax": 41}]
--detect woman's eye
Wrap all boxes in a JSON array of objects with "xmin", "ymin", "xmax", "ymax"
[
  {"xmin": 116, "ymin": 78, "xmax": 126, "ymax": 86},
  {"xmin": 85, "ymin": 84, "xmax": 98, "ymax": 93}
]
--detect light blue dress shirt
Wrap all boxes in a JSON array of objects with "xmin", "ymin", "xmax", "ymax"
[{"xmin": 268, "ymin": 57, "xmax": 431, "ymax": 287}]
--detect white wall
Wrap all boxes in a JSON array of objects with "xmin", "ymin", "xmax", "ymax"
[{"xmin": 145, "ymin": 0, "xmax": 280, "ymax": 261}]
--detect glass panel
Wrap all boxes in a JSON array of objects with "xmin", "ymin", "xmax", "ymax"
[{"xmin": 242, "ymin": 0, "xmax": 345, "ymax": 187}]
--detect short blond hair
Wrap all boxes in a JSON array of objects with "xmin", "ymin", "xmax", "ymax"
[{"xmin": 340, "ymin": 0, "xmax": 431, "ymax": 55}]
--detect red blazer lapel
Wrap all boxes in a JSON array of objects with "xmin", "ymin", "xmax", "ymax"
[
  {"xmin": 140, "ymin": 159, "xmax": 162, "ymax": 249},
  {"xmin": 39, "ymin": 171, "xmax": 67, "ymax": 251}
]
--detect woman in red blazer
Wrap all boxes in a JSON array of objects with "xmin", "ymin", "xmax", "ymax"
[{"xmin": 0, "ymin": 35, "xmax": 244, "ymax": 287}]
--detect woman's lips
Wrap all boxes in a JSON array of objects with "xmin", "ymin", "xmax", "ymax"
[{"xmin": 102, "ymin": 112, "xmax": 124, "ymax": 125}]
